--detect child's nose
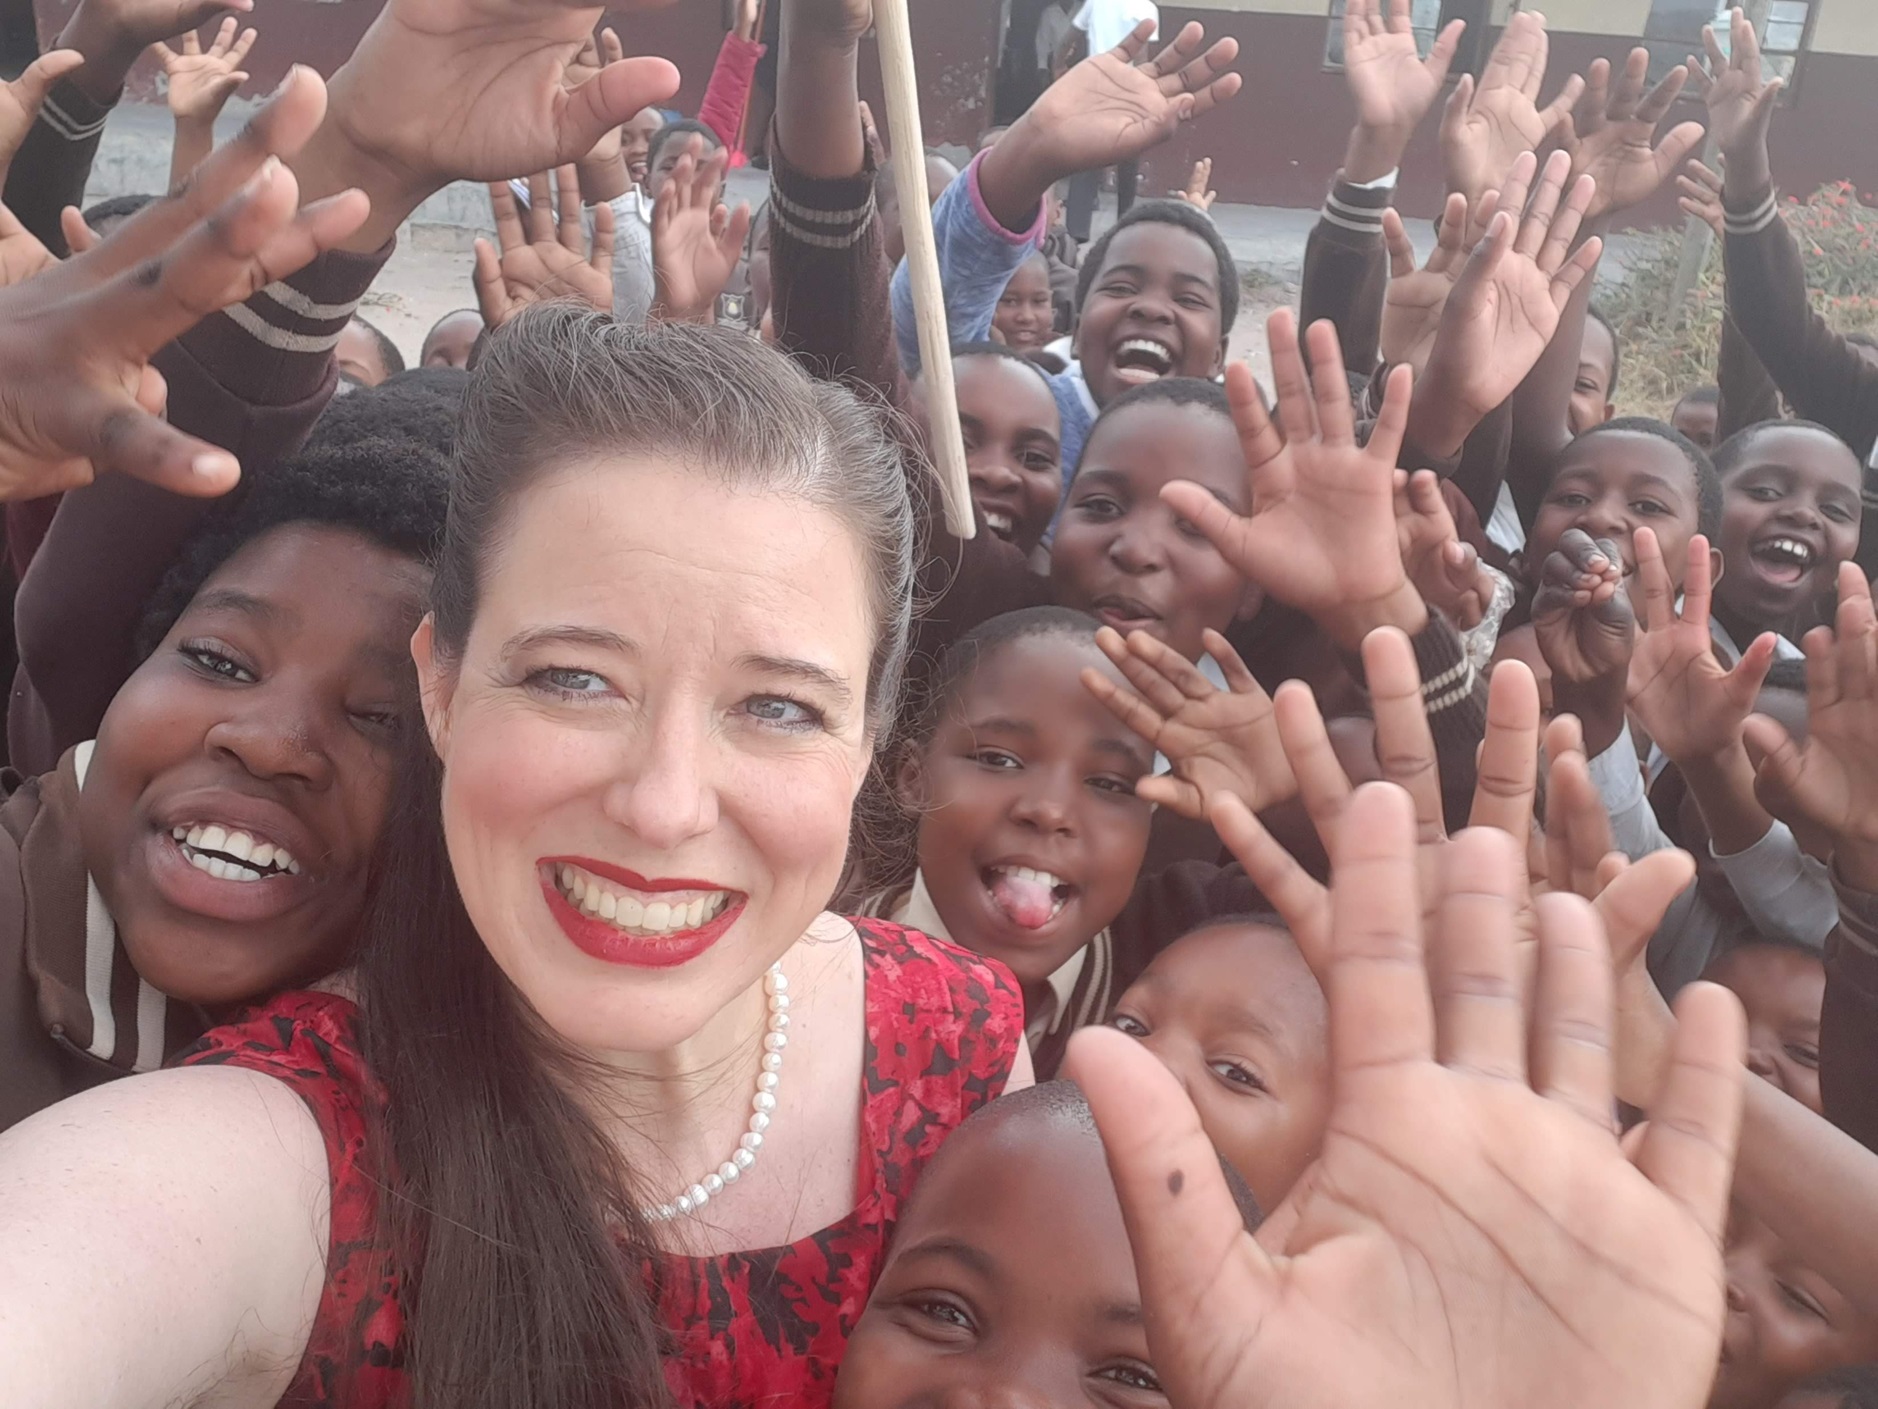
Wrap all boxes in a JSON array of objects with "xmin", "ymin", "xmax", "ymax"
[{"xmin": 1108, "ymin": 522, "xmax": 1164, "ymax": 572}]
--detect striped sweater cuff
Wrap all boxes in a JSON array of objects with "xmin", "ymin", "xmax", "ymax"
[
  {"xmin": 1320, "ymin": 171, "xmax": 1394, "ymax": 236},
  {"xmin": 185, "ymin": 243, "xmax": 391, "ymax": 405},
  {"xmin": 768, "ymin": 141, "xmax": 878, "ymax": 253},
  {"xmin": 35, "ymin": 79, "xmax": 112, "ymax": 144},
  {"xmin": 1724, "ymin": 186, "xmax": 1781, "ymax": 237}
]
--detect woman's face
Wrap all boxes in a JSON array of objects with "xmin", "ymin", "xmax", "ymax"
[
  {"xmin": 81, "ymin": 525, "xmax": 429, "ymax": 1005},
  {"xmin": 416, "ymin": 460, "xmax": 878, "ymax": 1055}
]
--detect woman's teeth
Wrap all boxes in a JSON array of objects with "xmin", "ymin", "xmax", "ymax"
[
  {"xmin": 171, "ymin": 824, "xmax": 301, "ymax": 882},
  {"xmin": 557, "ymin": 864, "xmax": 733, "ymax": 937}
]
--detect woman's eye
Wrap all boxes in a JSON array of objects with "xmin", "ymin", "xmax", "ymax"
[
  {"xmin": 744, "ymin": 695, "xmax": 825, "ymax": 731},
  {"xmin": 529, "ymin": 666, "xmax": 611, "ymax": 698},
  {"xmin": 1111, "ymin": 1012, "xmax": 1149, "ymax": 1038},
  {"xmin": 1096, "ymin": 1361, "xmax": 1164, "ymax": 1393},
  {"xmin": 180, "ymin": 643, "xmax": 257, "ymax": 684},
  {"xmin": 1210, "ymin": 1059, "xmax": 1267, "ymax": 1092}
]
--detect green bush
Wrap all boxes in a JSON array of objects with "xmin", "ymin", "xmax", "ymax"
[{"xmin": 1599, "ymin": 180, "xmax": 1878, "ymax": 420}]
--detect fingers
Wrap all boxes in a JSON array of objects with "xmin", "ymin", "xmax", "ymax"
[
  {"xmin": 1495, "ymin": 149, "xmax": 1540, "ymax": 221},
  {"xmin": 7, "ymin": 48, "xmax": 84, "ymax": 121},
  {"xmin": 1634, "ymin": 980, "xmax": 1746, "ymax": 1249},
  {"xmin": 1469, "ymin": 659, "xmax": 1542, "ymax": 843},
  {"xmin": 1064, "ymin": 1024, "xmax": 1276, "ymax": 1392},
  {"xmin": 472, "ymin": 235, "xmax": 512, "ymax": 328},
  {"xmin": 1364, "ymin": 627, "xmax": 1445, "ymax": 844},
  {"xmin": 1429, "ymin": 191, "xmax": 1469, "ymax": 269},
  {"xmin": 1835, "ymin": 563, "xmax": 1878, "ymax": 700},
  {"xmin": 559, "ymin": 54, "xmax": 682, "ymax": 168},
  {"xmin": 1633, "ymin": 526, "xmax": 1678, "ymax": 633},
  {"xmin": 524, "ymin": 170, "xmax": 556, "ymax": 245},
  {"xmin": 718, "ymin": 201, "xmax": 753, "ymax": 263},
  {"xmin": 36, "ymin": 374, "xmax": 240, "ymax": 499},
  {"xmin": 1537, "ymin": 72, "xmax": 1588, "ymax": 133},
  {"xmin": 1441, "ymin": 72, "xmax": 1475, "ymax": 139},
  {"xmin": 1211, "ymin": 793, "xmax": 1332, "ymax": 981},
  {"xmin": 1594, "ymin": 847, "xmax": 1697, "ymax": 980},
  {"xmin": 589, "ymin": 198, "xmax": 616, "ymax": 272},
  {"xmin": 1514, "ymin": 149, "xmax": 1573, "ymax": 260},
  {"xmin": 1274, "ymin": 678, "xmax": 1355, "ymax": 848},
  {"xmin": 600, "ymin": 28, "xmax": 625, "ymax": 66},
  {"xmin": 1305, "ymin": 320, "xmax": 1356, "ymax": 447},
  {"xmin": 1726, "ymin": 632, "xmax": 1779, "ymax": 713},
  {"xmin": 554, "ymin": 164, "xmax": 584, "ymax": 250},
  {"xmin": 1202, "ymin": 629, "xmax": 1262, "ymax": 697},
  {"xmin": 227, "ymin": 25, "xmax": 260, "ymax": 69},
  {"xmin": 487, "ymin": 180, "xmax": 528, "ymax": 253},
  {"xmin": 1328, "ymin": 782, "xmax": 1436, "ymax": 1074},
  {"xmin": 1263, "ymin": 306, "xmax": 1317, "ymax": 448},
  {"xmin": 1369, "ymin": 363, "xmax": 1414, "ymax": 470},
  {"xmin": 1528, "ymin": 890, "xmax": 1616, "ymax": 1126},
  {"xmin": 1430, "ymin": 826, "xmax": 1528, "ymax": 1080},
  {"xmin": 1681, "ymin": 532, "xmax": 1715, "ymax": 632},
  {"xmin": 1741, "ymin": 713, "xmax": 1805, "ymax": 803},
  {"xmin": 1100, "ymin": 625, "xmax": 1216, "ymax": 713},
  {"xmin": 1424, "ymin": 18, "xmax": 1464, "ymax": 87},
  {"xmin": 58, "ymin": 205, "xmax": 99, "ymax": 256}
]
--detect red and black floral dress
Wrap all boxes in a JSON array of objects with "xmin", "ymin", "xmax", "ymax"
[{"xmin": 177, "ymin": 918, "xmax": 1023, "ymax": 1408}]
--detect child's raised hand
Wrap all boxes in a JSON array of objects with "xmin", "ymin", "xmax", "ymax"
[
  {"xmin": 1340, "ymin": 0, "xmax": 1463, "ymax": 142},
  {"xmin": 1170, "ymin": 157, "xmax": 1215, "ymax": 212},
  {"xmin": 1555, "ymin": 48, "xmax": 1705, "ymax": 222},
  {"xmin": 1411, "ymin": 148, "xmax": 1604, "ymax": 456},
  {"xmin": 1675, "ymin": 156, "xmax": 1727, "ymax": 237},
  {"xmin": 1744, "ymin": 564, "xmax": 1878, "ymax": 890},
  {"xmin": 153, "ymin": 19, "xmax": 257, "ymax": 127},
  {"xmin": 0, "ymin": 203, "xmax": 58, "ymax": 290},
  {"xmin": 563, "ymin": 28, "xmax": 628, "ymax": 168},
  {"xmin": 1687, "ymin": 7, "xmax": 1783, "ymax": 167},
  {"xmin": 473, "ymin": 166, "xmax": 616, "ymax": 330},
  {"xmin": 1081, "ymin": 626, "xmax": 1294, "ymax": 821},
  {"xmin": 1625, "ymin": 527, "xmax": 1778, "ymax": 766},
  {"xmin": 651, "ymin": 138, "xmax": 752, "ymax": 324},
  {"xmin": 0, "ymin": 50, "xmax": 83, "ymax": 191},
  {"xmin": 1066, "ymin": 782, "xmax": 1743, "ymax": 1409},
  {"xmin": 1378, "ymin": 192, "xmax": 1492, "ymax": 381},
  {"xmin": 0, "ymin": 67, "xmax": 367, "ymax": 501},
  {"xmin": 1205, "ymin": 631, "xmax": 1542, "ymax": 981},
  {"xmin": 1531, "ymin": 527, "xmax": 1635, "ymax": 686},
  {"xmin": 1438, "ymin": 11, "xmax": 1584, "ymax": 211},
  {"xmin": 1394, "ymin": 467, "xmax": 1497, "ymax": 629},
  {"xmin": 1167, "ymin": 311, "xmax": 1425, "ymax": 652},
  {"xmin": 981, "ymin": 20, "xmax": 1239, "ymax": 224}
]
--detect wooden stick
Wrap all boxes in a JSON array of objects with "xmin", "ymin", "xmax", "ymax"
[{"xmin": 873, "ymin": 0, "xmax": 976, "ymax": 539}]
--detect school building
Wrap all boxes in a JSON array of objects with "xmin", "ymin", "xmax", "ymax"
[{"xmin": 22, "ymin": 0, "xmax": 1878, "ymax": 225}]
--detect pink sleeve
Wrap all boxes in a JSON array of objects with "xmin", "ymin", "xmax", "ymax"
[{"xmin": 697, "ymin": 32, "xmax": 766, "ymax": 159}]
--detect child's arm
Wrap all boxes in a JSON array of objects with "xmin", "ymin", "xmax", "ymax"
[
  {"xmin": 697, "ymin": 0, "xmax": 767, "ymax": 155},
  {"xmin": 893, "ymin": 19, "xmax": 1241, "ymax": 374},
  {"xmin": 1298, "ymin": 0, "xmax": 1463, "ymax": 379},
  {"xmin": 1676, "ymin": 157, "xmax": 1783, "ymax": 440},
  {"xmin": 153, "ymin": 19, "xmax": 256, "ymax": 189},
  {"xmin": 1699, "ymin": 10, "xmax": 1878, "ymax": 461}
]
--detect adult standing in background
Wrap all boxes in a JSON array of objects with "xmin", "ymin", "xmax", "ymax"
[{"xmin": 1063, "ymin": 0, "xmax": 1159, "ymax": 241}]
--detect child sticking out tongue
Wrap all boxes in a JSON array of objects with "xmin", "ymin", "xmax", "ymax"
[{"xmin": 990, "ymin": 868, "xmax": 1059, "ymax": 930}]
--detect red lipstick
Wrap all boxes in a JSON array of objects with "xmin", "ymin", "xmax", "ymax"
[{"xmin": 540, "ymin": 859, "xmax": 746, "ymax": 969}]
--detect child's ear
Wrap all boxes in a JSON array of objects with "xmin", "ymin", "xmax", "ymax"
[
  {"xmin": 1710, "ymin": 544, "xmax": 1727, "ymax": 588},
  {"xmin": 1211, "ymin": 333, "xmax": 1230, "ymax": 379},
  {"xmin": 1601, "ymin": 400, "xmax": 1617, "ymax": 427}
]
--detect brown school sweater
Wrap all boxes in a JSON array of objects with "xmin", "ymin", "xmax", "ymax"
[
  {"xmin": 0, "ymin": 745, "xmax": 207, "ymax": 1132},
  {"xmin": 1724, "ymin": 182, "xmax": 1878, "ymax": 575},
  {"xmin": 1820, "ymin": 871, "xmax": 1878, "ymax": 1153},
  {"xmin": 7, "ymin": 243, "xmax": 395, "ymax": 778},
  {"xmin": 0, "ymin": 76, "xmax": 114, "ymax": 258}
]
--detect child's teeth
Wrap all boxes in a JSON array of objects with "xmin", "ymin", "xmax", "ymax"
[{"xmin": 173, "ymin": 823, "xmax": 299, "ymax": 878}]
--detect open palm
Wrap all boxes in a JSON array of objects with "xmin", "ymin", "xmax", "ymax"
[
  {"xmin": 1626, "ymin": 528, "xmax": 1776, "ymax": 764},
  {"xmin": 474, "ymin": 167, "xmax": 614, "ymax": 328},
  {"xmin": 651, "ymin": 138, "xmax": 751, "ymax": 323},
  {"xmin": 1082, "ymin": 625, "xmax": 1292, "ymax": 820},
  {"xmin": 1341, "ymin": 0, "xmax": 1461, "ymax": 134},
  {"xmin": 1069, "ymin": 783, "xmax": 1743, "ymax": 1409},
  {"xmin": 1439, "ymin": 11, "xmax": 1584, "ymax": 208},
  {"xmin": 1558, "ymin": 48, "xmax": 1705, "ymax": 221},
  {"xmin": 0, "ymin": 51, "xmax": 83, "ymax": 189},
  {"xmin": 1688, "ymin": 8, "xmax": 1783, "ymax": 161},
  {"xmin": 321, "ymin": 0, "xmax": 679, "ymax": 186},
  {"xmin": 1017, "ymin": 21, "xmax": 1241, "ymax": 181}
]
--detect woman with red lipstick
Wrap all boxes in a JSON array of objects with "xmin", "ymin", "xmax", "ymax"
[{"xmin": 0, "ymin": 313, "xmax": 1027, "ymax": 1409}]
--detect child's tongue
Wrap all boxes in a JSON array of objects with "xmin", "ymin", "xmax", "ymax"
[{"xmin": 989, "ymin": 871, "xmax": 1057, "ymax": 930}]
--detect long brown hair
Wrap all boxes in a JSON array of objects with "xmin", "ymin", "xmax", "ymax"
[{"xmin": 355, "ymin": 307, "xmax": 917, "ymax": 1408}]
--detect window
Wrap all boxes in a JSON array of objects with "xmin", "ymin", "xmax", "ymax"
[
  {"xmin": 1325, "ymin": 0, "xmax": 1493, "ymax": 72},
  {"xmin": 1642, "ymin": 1, "xmax": 1812, "ymax": 86}
]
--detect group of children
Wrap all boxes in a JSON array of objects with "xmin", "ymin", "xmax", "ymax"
[{"xmin": 2, "ymin": 0, "xmax": 1878, "ymax": 1403}]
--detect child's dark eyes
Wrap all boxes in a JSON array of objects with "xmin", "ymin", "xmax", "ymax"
[
  {"xmin": 1629, "ymin": 498, "xmax": 1671, "ymax": 518},
  {"xmin": 1097, "ymin": 281, "xmax": 1139, "ymax": 299},
  {"xmin": 1777, "ymin": 1280, "xmax": 1830, "ymax": 1323},
  {"xmin": 1172, "ymin": 514, "xmax": 1209, "ymax": 542},
  {"xmin": 349, "ymin": 705, "xmax": 402, "ymax": 736},
  {"xmin": 1111, "ymin": 1011, "xmax": 1150, "ymax": 1038},
  {"xmin": 179, "ymin": 640, "xmax": 258, "ymax": 685},
  {"xmin": 1573, "ymin": 379, "xmax": 1601, "ymax": 396},
  {"xmin": 1210, "ymin": 1058, "xmax": 1268, "ymax": 1093},
  {"xmin": 1088, "ymin": 773, "xmax": 1139, "ymax": 797},
  {"xmin": 1094, "ymin": 1360, "xmax": 1164, "ymax": 1394},
  {"xmin": 906, "ymin": 1294, "xmax": 977, "ymax": 1335},
  {"xmin": 1547, "ymin": 491, "xmax": 1591, "ymax": 511},
  {"xmin": 1786, "ymin": 1041, "xmax": 1821, "ymax": 1069},
  {"xmin": 972, "ymin": 748, "xmax": 1024, "ymax": 771},
  {"xmin": 1074, "ymin": 493, "xmax": 1125, "ymax": 520},
  {"xmin": 1021, "ymin": 449, "xmax": 1059, "ymax": 475},
  {"xmin": 1175, "ymin": 293, "xmax": 1213, "ymax": 312},
  {"xmin": 1744, "ymin": 483, "xmax": 1784, "ymax": 502},
  {"xmin": 1823, "ymin": 502, "xmax": 1856, "ymax": 524}
]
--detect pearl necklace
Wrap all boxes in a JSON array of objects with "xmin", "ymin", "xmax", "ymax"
[{"xmin": 642, "ymin": 963, "xmax": 790, "ymax": 1223}]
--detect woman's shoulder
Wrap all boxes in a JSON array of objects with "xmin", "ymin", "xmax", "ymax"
[{"xmin": 847, "ymin": 915, "xmax": 1024, "ymax": 1094}]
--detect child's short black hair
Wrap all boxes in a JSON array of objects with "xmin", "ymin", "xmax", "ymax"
[
  {"xmin": 350, "ymin": 315, "xmax": 406, "ymax": 379},
  {"xmin": 1074, "ymin": 199, "xmax": 1239, "ymax": 336},
  {"xmin": 1566, "ymin": 415, "xmax": 1722, "ymax": 540},
  {"xmin": 647, "ymin": 117, "xmax": 723, "ymax": 172},
  {"xmin": 1072, "ymin": 376, "xmax": 1233, "ymax": 484},
  {"xmin": 951, "ymin": 338, "xmax": 1054, "ymax": 388},
  {"xmin": 1675, "ymin": 384, "xmax": 1720, "ymax": 411},
  {"xmin": 1787, "ymin": 1364, "xmax": 1878, "ymax": 1409},
  {"xmin": 912, "ymin": 605, "xmax": 1102, "ymax": 744},
  {"xmin": 1587, "ymin": 305, "xmax": 1621, "ymax": 399},
  {"xmin": 1712, "ymin": 418, "xmax": 1856, "ymax": 481},
  {"xmin": 135, "ymin": 369, "xmax": 460, "ymax": 657}
]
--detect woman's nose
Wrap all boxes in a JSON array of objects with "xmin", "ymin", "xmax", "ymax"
[{"xmin": 603, "ymin": 716, "xmax": 719, "ymax": 849}]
